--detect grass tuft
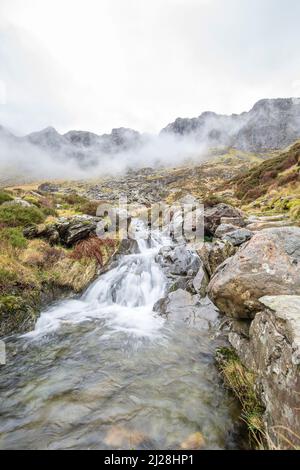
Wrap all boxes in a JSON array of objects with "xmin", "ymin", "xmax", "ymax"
[{"xmin": 216, "ymin": 347, "xmax": 265, "ymax": 446}]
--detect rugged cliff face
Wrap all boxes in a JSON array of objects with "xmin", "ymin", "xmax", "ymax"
[
  {"xmin": 162, "ymin": 98, "xmax": 300, "ymax": 152},
  {"xmin": 228, "ymin": 296, "xmax": 300, "ymax": 449}
]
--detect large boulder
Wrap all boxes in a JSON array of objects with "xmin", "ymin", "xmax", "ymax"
[
  {"xmin": 208, "ymin": 227, "xmax": 300, "ymax": 319},
  {"xmin": 204, "ymin": 203, "xmax": 244, "ymax": 236},
  {"xmin": 228, "ymin": 295, "xmax": 300, "ymax": 449}
]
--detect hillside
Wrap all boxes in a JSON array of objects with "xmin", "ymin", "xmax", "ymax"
[{"xmin": 227, "ymin": 141, "xmax": 300, "ymax": 220}]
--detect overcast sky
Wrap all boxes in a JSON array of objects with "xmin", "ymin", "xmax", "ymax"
[{"xmin": 0, "ymin": 0, "xmax": 300, "ymax": 136}]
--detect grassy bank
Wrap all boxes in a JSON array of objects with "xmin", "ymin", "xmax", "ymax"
[{"xmin": 0, "ymin": 188, "xmax": 118, "ymax": 337}]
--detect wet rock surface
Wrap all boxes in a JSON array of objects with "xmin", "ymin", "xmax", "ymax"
[{"xmin": 154, "ymin": 289, "xmax": 219, "ymax": 330}]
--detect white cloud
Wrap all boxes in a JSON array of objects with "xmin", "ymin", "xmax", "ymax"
[{"xmin": 0, "ymin": 0, "xmax": 300, "ymax": 135}]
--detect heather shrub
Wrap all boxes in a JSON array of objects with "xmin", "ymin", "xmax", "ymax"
[
  {"xmin": 0, "ymin": 191, "xmax": 13, "ymax": 205},
  {"xmin": 0, "ymin": 204, "xmax": 45, "ymax": 227}
]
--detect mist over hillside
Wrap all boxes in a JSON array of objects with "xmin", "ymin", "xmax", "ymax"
[{"xmin": 1, "ymin": 97, "xmax": 300, "ymax": 182}]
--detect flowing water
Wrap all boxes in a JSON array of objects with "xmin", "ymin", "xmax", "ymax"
[{"xmin": 0, "ymin": 222, "xmax": 240, "ymax": 450}]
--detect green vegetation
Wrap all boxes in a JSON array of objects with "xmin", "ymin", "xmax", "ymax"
[
  {"xmin": 232, "ymin": 142, "xmax": 300, "ymax": 203},
  {"xmin": 0, "ymin": 187, "xmax": 118, "ymax": 336},
  {"xmin": 0, "ymin": 228, "xmax": 28, "ymax": 248},
  {"xmin": 0, "ymin": 190, "xmax": 13, "ymax": 205},
  {"xmin": 216, "ymin": 347, "xmax": 265, "ymax": 447},
  {"xmin": 0, "ymin": 204, "xmax": 46, "ymax": 227}
]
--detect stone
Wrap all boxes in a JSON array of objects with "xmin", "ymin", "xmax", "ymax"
[
  {"xmin": 246, "ymin": 220, "xmax": 294, "ymax": 231},
  {"xmin": 222, "ymin": 228, "xmax": 253, "ymax": 246},
  {"xmin": 153, "ymin": 290, "xmax": 219, "ymax": 329},
  {"xmin": 2, "ymin": 197, "xmax": 33, "ymax": 208},
  {"xmin": 220, "ymin": 216, "xmax": 245, "ymax": 227},
  {"xmin": 56, "ymin": 216, "xmax": 98, "ymax": 247},
  {"xmin": 180, "ymin": 432, "xmax": 205, "ymax": 450},
  {"xmin": 192, "ymin": 265, "xmax": 209, "ymax": 297},
  {"xmin": 214, "ymin": 223, "xmax": 239, "ymax": 238},
  {"xmin": 204, "ymin": 203, "xmax": 244, "ymax": 236},
  {"xmin": 23, "ymin": 223, "xmax": 60, "ymax": 245},
  {"xmin": 156, "ymin": 245, "xmax": 201, "ymax": 276},
  {"xmin": 208, "ymin": 227, "xmax": 300, "ymax": 319},
  {"xmin": 197, "ymin": 240, "xmax": 236, "ymax": 277},
  {"xmin": 229, "ymin": 295, "xmax": 300, "ymax": 449}
]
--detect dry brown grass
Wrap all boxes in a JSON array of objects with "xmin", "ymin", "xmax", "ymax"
[{"xmin": 70, "ymin": 236, "xmax": 117, "ymax": 266}]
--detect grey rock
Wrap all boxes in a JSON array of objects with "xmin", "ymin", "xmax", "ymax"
[
  {"xmin": 3, "ymin": 197, "xmax": 33, "ymax": 208},
  {"xmin": 156, "ymin": 245, "xmax": 201, "ymax": 276},
  {"xmin": 222, "ymin": 228, "xmax": 253, "ymax": 246},
  {"xmin": 204, "ymin": 203, "xmax": 243, "ymax": 235},
  {"xmin": 228, "ymin": 295, "xmax": 300, "ymax": 449},
  {"xmin": 154, "ymin": 289, "xmax": 219, "ymax": 329},
  {"xmin": 197, "ymin": 240, "xmax": 237, "ymax": 277},
  {"xmin": 208, "ymin": 227, "xmax": 300, "ymax": 319},
  {"xmin": 56, "ymin": 216, "xmax": 98, "ymax": 247},
  {"xmin": 192, "ymin": 266, "xmax": 209, "ymax": 296},
  {"xmin": 214, "ymin": 223, "xmax": 239, "ymax": 238}
]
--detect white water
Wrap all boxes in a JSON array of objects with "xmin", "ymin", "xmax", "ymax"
[{"xmin": 28, "ymin": 221, "xmax": 170, "ymax": 339}]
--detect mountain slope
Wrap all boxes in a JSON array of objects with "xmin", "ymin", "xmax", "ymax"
[{"xmin": 162, "ymin": 98, "xmax": 300, "ymax": 152}]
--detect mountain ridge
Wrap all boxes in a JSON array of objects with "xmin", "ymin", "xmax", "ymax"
[{"xmin": 1, "ymin": 98, "xmax": 300, "ymax": 160}]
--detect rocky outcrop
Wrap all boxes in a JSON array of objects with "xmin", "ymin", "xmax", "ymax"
[
  {"xmin": 228, "ymin": 295, "xmax": 300, "ymax": 449},
  {"xmin": 208, "ymin": 227, "xmax": 300, "ymax": 319},
  {"xmin": 204, "ymin": 203, "xmax": 244, "ymax": 236},
  {"xmin": 24, "ymin": 216, "xmax": 100, "ymax": 247}
]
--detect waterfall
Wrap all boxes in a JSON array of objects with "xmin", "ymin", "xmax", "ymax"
[{"xmin": 27, "ymin": 220, "xmax": 170, "ymax": 338}]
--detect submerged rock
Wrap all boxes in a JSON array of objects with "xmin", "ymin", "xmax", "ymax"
[
  {"xmin": 180, "ymin": 432, "xmax": 205, "ymax": 450},
  {"xmin": 208, "ymin": 227, "xmax": 300, "ymax": 319}
]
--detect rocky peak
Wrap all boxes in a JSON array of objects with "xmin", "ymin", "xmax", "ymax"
[
  {"xmin": 27, "ymin": 126, "xmax": 65, "ymax": 150},
  {"xmin": 161, "ymin": 97, "xmax": 300, "ymax": 152},
  {"xmin": 63, "ymin": 130, "xmax": 101, "ymax": 147}
]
